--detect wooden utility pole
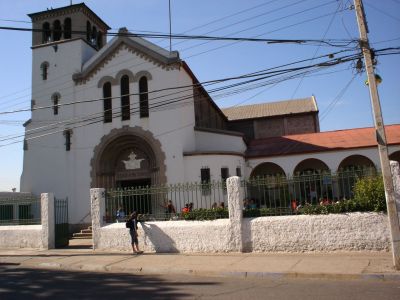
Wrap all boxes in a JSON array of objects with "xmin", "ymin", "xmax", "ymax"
[{"xmin": 354, "ymin": 0, "xmax": 400, "ymax": 269}]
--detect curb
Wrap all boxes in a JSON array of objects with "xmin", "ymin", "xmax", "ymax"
[{"xmin": 14, "ymin": 261, "xmax": 400, "ymax": 282}]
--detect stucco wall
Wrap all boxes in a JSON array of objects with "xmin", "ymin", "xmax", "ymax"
[
  {"xmin": 0, "ymin": 225, "xmax": 43, "ymax": 249},
  {"xmin": 243, "ymin": 212, "xmax": 390, "ymax": 252},
  {"xmin": 97, "ymin": 219, "xmax": 232, "ymax": 253},
  {"xmin": 94, "ymin": 212, "xmax": 389, "ymax": 253},
  {"xmin": 183, "ymin": 154, "xmax": 245, "ymax": 183}
]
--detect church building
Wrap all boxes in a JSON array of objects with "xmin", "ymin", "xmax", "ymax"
[{"xmin": 20, "ymin": 3, "xmax": 400, "ymax": 227}]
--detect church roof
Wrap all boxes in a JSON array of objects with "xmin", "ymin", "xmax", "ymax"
[
  {"xmin": 28, "ymin": 2, "xmax": 110, "ymax": 30},
  {"xmin": 222, "ymin": 97, "xmax": 318, "ymax": 121},
  {"xmin": 246, "ymin": 124, "xmax": 400, "ymax": 158},
  {"xmin": 73, "ymin": 28, "xmax": 181, "ymax": 83}
]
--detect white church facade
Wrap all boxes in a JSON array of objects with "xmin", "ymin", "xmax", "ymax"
[{"xmin": 20, "ymin": 3, "xmax": 400, "ymax": 227}]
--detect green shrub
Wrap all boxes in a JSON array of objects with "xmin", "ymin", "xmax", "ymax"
[
  {"xmin": 353, "ymin": 175, "xmax": 386, "ymax": 212},
  {"xmin": 182, "ymin": 208, "xmax": 228, "ymax": 220}
]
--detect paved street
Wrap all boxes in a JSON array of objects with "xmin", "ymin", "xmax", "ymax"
[{"xmin": 1, "ymin": 264, "xmax": 399, "ymax": 300}]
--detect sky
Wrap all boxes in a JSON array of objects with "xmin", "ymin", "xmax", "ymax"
[{"xmin": 0, "ymin": 0, "xmax": 399, "ymax": 191}]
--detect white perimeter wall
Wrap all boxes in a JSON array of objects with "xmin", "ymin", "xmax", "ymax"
[
  {"xmin": 244, "ymin": 213, "xmax": 389, "ymax": 252},
  {"xmin": 0, "ymin": 225, "xmax": 43, "ymax": 249},
  {"xmin": 94, "ymin": 212, "xmax": 389, "ymax": 253},
  {"xmin": 97, "ymin": 219, "xmax": 232, "ymax": 252}
]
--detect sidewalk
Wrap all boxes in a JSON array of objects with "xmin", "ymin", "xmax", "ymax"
[{"xmin": 1, "ymin": 243, "xmax": 399, "ymax": 281}]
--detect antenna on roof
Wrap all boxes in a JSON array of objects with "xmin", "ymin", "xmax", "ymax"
[
  {"xmin": 168, "ymin": 0, "xmax": 172, "ymax": 52},
  {"xmin": 70, "ymin": 1, "xmax": 73, "ymax": 5}
]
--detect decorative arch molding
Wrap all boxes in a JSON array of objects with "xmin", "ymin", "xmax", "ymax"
[
  {"xmin": 90, "ymin": 126, "xmax": 167, "ymax": 188},
  {"xmin": 115, "ymin": 69, "xmax": 135, "ymax": 83},
  {"xmin": 97, "ymin": 76, "xmax": 116, "ymax": 88},
  {"xmin": 134, "ymin": 70, "xmax": 153, "ymax": 81},
  {"xmin": 293, "ymin": 158, "xmax": 330, "ymax": 175},
  {"xmin": 337, "ymin": 154, "xmax": 376, "ymax": 171},
  {"xmin": 250, "ymin": 162, "xmax": 286, "ymax": 178}
]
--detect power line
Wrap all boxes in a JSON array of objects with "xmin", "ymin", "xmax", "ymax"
[
  {"xmin": 0, "ymin": 49, "xmax": 361, "ymax": 116},
  {"xmin": 364, "ymin": 1, "xmax": 400, "ymax": 23},
  {"xmin": 320, "ymin": 74, "xmax": 357, "ymax": 121},
  {"xmin": 0, "ymin": 52, "xmax": 367, "ymax": 145},
  {"xmin": 0, "ymin": 25, "xmax": 355, "ymax": 46},
  {"xmin": 0, "ymin": 1, "xmax": 354, "ymax": 107},
  {"xmin": 290, "ymin": 1, "xmax": 343, "ymax": 99}
]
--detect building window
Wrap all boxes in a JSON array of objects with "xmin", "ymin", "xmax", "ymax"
[
  {"xmin": 64, "ymin": 130, "xmax": 72, "ymax": 151},
  {"xmin": 40, "ymin": 62, "xmax": 49, "ymax": 80},
  {"xmin": 86, "ymin": 21, "xmax": 91, "ymax": 42},
  {"xmin": 42, "ymin": 22, "xmax": 51, "ymax": 43},
  {"xmin": 31, "ymin": 100, "xmax": 36, "ymax": 111},
  {"xmin": 120, "ymin": 75, "xmax": 130, "ymax": 121},
  {"xmin": 201, "ymin": 167, "xmax": 211, "ymax": 195},
  {"xmin": 236, "ymin": 167, "xmax": 242, "ymax": 177},
  {"xmin": 91, "ymin": 26, "xmax": 97, "ymax": 46},
  {"xmin": 64, "ymin": 18, "xmax": 71, "ymax": 39},
  {"xmin": 53, "ymin": 20, "xmax": 62, "ymax": 41},
  {"xmin": 103, "ymin": 82, "xmax": 112, "ymax": 123},
  {"xmin": 221, "ymin": 167, "xmax": 229, "ymax": 193},
  {"xmin": 221, "ymin": 167, "xmax": 229, "ymax": 181},
  {"xmin": 23, "ymin": 139, "xmax": 28, "ymax": 151},
  {"xmin": 97, "ymin": 32, "xmax": 103, "ymax": 49},
  {"xmin": 51, "ymin": 93, "xmax": 60, "ymax": 115},
  {"xmin": 139, "ymin": 76, "xmax": 149, "ymax": 118}
]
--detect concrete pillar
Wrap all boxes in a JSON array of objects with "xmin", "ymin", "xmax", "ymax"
[
  {"xmin": 41, "ymin": 193, "xmax": 54, "ymax": 249},
  {"xmin": 390, "ymin": 161, "xmax": 400, "ymax": 223},
  {"xmin": 227, "ymin": 176, "xmax": 243, "ymax": 252},
  {"xmin": 90, "ymin": 188, "xmax": 105, "ymax": 250}
]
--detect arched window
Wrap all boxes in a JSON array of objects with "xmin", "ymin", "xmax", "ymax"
[
  {"xmin": 120, "ymin": 75, "xmax": 130, "ymax": 121},
  {"xmin": 103, "ymin": 82, "xmax": 112, "ymax": 123},
  {"xmin": 53, "ymin": 20, "xmax": 62, "ymax": 41},
  {"xmin": 51, "ymin": 93, "xmax": 60, "ymax": 115},
  {"xmin": 40, "ymin": 62, "xmax": 49, "ymax": 80},
  {"xmin": 91, "ymin": 26, "xmax": 97, "ymax": 45},
  {"xmin": 64, "ymin": 129, "xmax": 72, "ymax": 151},
  {"xmin": 64, "ymin": 18, "xmax": 71, "ymax": 39},
  {"xmin": 97, "ymin": 32, "xmax": 103, "ymax": 49},
  {"xmin": 86, "ymin": 21, "xmax": 91, "ymax": 42},
  {"xmin": 139, "ymin": 77, "xmax": 149, "ymax": 118},
  {"xmin": 42, "ymin": 22, "xmax": 51, "ymax": 43}
]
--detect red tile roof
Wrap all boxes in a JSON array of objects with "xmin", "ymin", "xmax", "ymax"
[{"xmin": 246, "ymin": 124, "xmax": 400, "ymax": 158}]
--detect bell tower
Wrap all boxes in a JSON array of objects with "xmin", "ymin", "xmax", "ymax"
[
  {"xmin": 26, "ymin": 3, "xmax": 110, "ymax": 123},
  {"xmin": 28, "ymin": 3, "xmax": 110, "ymax": 49}
]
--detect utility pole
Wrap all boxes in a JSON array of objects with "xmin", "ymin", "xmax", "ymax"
[{"xmin": 354, "ymin": 0, "xmax": 400, "ymax": 270}]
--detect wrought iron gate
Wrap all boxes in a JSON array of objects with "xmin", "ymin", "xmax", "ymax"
[{"xmin": 54, "ymin": 197, "xmax": 69, "ymax": 248}]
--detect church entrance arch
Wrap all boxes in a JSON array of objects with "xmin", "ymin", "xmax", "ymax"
[
  {"xmin": 90, "ymin": 127, "xmax": 166, "ymax": 189},
  {"xmin": 90, "ymin": 127, "xmax": 166, "ymax": 217}
]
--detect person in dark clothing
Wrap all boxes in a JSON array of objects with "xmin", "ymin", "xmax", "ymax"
[{"xmin": 126, "ymin": 211, "xmax": 143, "ymax": 254}]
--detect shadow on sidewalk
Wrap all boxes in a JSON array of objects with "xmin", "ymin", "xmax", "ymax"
[{"xmin": 0, "ymin": 266, "xmax": 216, "ymax": 300}]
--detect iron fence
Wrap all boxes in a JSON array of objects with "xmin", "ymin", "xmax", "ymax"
[
  {"xmin": 105, "ymin": 167, "xmax": 377, "ymax": 222},
  {"xmin": 0, "ymin": 195, "xmax": 41, "ymax": 225},
  {"xmin": 105, "ymin": 181, "xmax": 228, "ymax": 222},
  {"xmin": 243, "ymin": 167, "xmax": 377, "ymax": 216}
]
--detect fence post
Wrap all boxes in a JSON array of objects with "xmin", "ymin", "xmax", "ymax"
[
  {"xmin": 227, "ymin": 176, "xmax": 243, "ymax": 252},
  {"xmin": 390, "ymin": 161, "xmax": 400, "ymax": 224},
  {"xmin": 90, "ymin": 188, "xmax": 105, "ymax": 250},
  {"xmin": 40, "ymin": 193, "xmax": 55, "ymax": 249}
]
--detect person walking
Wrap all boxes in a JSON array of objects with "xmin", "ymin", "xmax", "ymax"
[{"xmin": 126, "ymin": 211, "xmax": 143, "ymax": 254}]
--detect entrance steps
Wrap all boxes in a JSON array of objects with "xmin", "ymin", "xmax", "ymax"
[{"xmin": 71, "ymin": 226, "xmax": 92, "ymax": 239}]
